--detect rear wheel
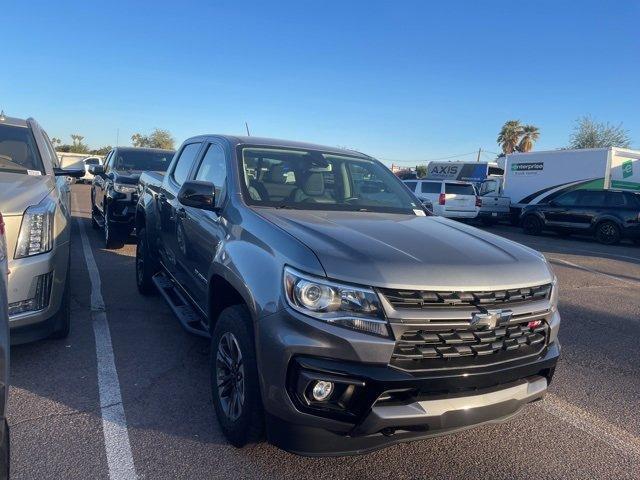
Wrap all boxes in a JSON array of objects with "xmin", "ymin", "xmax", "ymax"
[
  {"xmin": 522, "ymin": 215, "xmax": 543, "ymax": 235},
  {"xmin": 595, "ymin": 221, "xmax": 621, "ymax": 245},
  {"xmin": 136, "ymin": 228, "xmax": 159, "ymax": 295},
  {"xmin": 211, "ymin": 305, "xmax": 264, "ymax": 447}
]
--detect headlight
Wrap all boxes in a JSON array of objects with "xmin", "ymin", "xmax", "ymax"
[
  {"xmin": 284, "ymin": 267, "xmax": 390, "ymax": 337},
  {"xmin": 113, "ymin": 183, "xmax": 137, "ymax": 194},
  {"xmin": 15, "ymin": 196, "xmax": 56, "ymax": 258}
]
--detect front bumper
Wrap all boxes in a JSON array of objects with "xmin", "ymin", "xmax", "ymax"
[
  {"xmin": 106, "ymin": 191, "xmax": 137, "ymax": 228},
  {"xmin": 257, "ymin": 307, "xmax": 560, "ymax": 455},
  {"xmin": 7, "ymin": 243, "xmax": 69, "ymax": 342}
]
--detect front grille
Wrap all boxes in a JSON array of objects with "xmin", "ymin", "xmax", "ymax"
[
  {"xmin": 380, "ymin": 284, "xmax": 551, "ymax": 310},
  {"xmin": 391, "ymin": 318, "xmax": 548, "ymax": 371}
]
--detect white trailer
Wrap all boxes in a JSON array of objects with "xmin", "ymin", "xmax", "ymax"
[
  {"xmin": 478, "ymin": 148, "xmax": 640, "ymax": 223},
  {"xmin": 504, "ymin": 148, "xmax": 640, "ymax": 209}
]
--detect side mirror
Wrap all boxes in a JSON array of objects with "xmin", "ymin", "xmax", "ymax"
[
  {"xmin": 89, "ymin": 165, "xmax": 105, "ymax": 175},
  {"xmin": 54, "ymin": 167, "xmax": 85, "ymax": 178},
  {"xmin": 178, "ymin": 180, "xmax": 217, "ymax": 211}
]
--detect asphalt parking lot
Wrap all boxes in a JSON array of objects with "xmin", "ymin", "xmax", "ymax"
[{"xmin": 7, "ymin": 184, "xmax": 640, "ymax": 479}]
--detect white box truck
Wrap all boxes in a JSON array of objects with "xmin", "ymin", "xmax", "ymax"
[{"xmin": 479, "ymin": 147, "xmax": 640, "ymax": 223}]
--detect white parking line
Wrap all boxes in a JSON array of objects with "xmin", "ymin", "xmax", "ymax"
[
  {"xmin": 548, "ymin": 257, "xmax": 640, "ymax": 286},
  {"xmin": 541, "ymin": 394, "xmax": 640, "ymax": 461},
  {"xmin": 77, "ymin": 218, "xmax": 138, "ymax": 480}
]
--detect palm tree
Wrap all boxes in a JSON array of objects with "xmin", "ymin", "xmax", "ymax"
[
  {"xmin": 518, "ymin": 125, "xmax": 540, "ymax": 152},
  {"xmin": 497, "ymin": 120, "xmax": 523, "ymax": 154}
]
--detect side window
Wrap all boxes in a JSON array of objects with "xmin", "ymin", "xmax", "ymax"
[
  {"xmin": 195, "ymin": 143, "xmax": 227, "ymax": 207},
  {"xmin": 172, "ymin": 143, "xmax": 202, "ymax": 186},
  {"xmin": 104, "ymin": 150, "xmax": 114, "ymax": 172},
  {"xmin": 421, "ymin": 182, "xmax": 442, "ymax": 194},
  {"xmin": 606, "ymin": 192, "xmax": 628, "ymax": 207},
  {"xmin": 42, "ymin": 130, "xmax": 60, "ymax": 168},
  {"xmin": 554, "ymin": 191, "xmax": 580, "ymax": 207},
  {"xmin": 404, "ymin": 181, "xmax": 417, "ymax": 192},
  {"xmin": 578, "ymin": 191, "xmax": 606, "ymax": 207}
]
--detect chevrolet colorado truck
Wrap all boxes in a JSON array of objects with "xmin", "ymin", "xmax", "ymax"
[{"xmin": 136, "ymin": 135, "xmax": 560, "ymax": 455}]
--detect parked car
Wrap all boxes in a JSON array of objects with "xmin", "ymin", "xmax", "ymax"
[
  {"xmin": 89, "ymin": 147, "xmax": 174, "ymax": 248},
  {"xmin": 521, "ymin": 188, "xmax": 640, "ymax": 245},
  {"xmin": 404, "ymin": 179, "xmax": 480, "ymax": 219},
  {"xmin": 136, "ymin": 135, "xmax": 560, "ymax": 455},
  {"xmin": 0, "ymin": 114, "xmax": 83, "ymax": 343},
  {"xmin": 0, "ymin": 212, "xmax": 10, "ymax": 478},
  {"xmin": 80, "ymin": 156, "xmax": 102, "ymax": 184}
]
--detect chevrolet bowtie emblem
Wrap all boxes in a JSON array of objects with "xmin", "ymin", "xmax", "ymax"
[{"xmin": 470, "ymin": 309, "xmax": 513, "ymax": 330}]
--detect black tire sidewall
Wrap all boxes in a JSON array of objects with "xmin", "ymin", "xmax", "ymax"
[
  {"xmin": 210, "ymin": 305, "xmax": 263, "ymax": 447},
  {"xmin": 523, "ymin": 215, "xmax": 542, "ymax": 235},
  {"xmin": 596, "ymin": 221, "xmax": 620, "ymax": 245},
  {"xmin": 136, "ymin": 228, "xmax": 157, "ymax": 295}
]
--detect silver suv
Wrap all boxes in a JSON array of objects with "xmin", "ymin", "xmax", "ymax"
[{"xmin": 0, "ymin": 114, "xmax": 83, "ymax": 343}]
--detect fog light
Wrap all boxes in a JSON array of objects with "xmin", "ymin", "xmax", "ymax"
[{"xmin": 311, "ymin": 381, "xmax": 334, "ymax": 401}]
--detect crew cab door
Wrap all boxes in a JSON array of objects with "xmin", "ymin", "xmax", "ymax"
[
  {"xmin": 158, "ymin": 141, "xmax": 204, "ymax": 287},
  {"xmin": 94, "ymin": 150, "xmax": 114, "ymax": 214},
  {"xmin": 180, "ymin": 141, "xmax": 229, "ymax": 310}
]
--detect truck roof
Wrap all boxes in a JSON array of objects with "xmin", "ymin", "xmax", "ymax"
[
  {"xmin": 0, "ymin": 115, "xmax": 29, "ymax": 128},
  {"xmin": 186, "ymin": 134, "xmax": 372, "ymax": 159}
]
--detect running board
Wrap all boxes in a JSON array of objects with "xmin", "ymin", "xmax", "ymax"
[{"xmin": 152, "ymin": 272, "xmax": 210, "ymax": 338}]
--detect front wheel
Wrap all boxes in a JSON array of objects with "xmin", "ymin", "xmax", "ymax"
[
  {"xmin": 136, "ymin": 228, "xmax": 159, "ymax": 295},
  {"xmin": 211, "ymin": 305, "xmax": 264, "ymax": 447},
  {"xmin": 522, "ymin": 215, "xmax": 543, "ymax": 235},
  {"xmin": 104, "ymin": 205, "xmax": 124, "ymax": 249},
  {"xmin": 595, "ymin": 221, "xmax": 621, "ymax": 245}
]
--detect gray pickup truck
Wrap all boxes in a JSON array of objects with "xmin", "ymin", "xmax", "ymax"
[{"xmin": 136, "ymin": 135, "xmax": 560, "ymax": 455}]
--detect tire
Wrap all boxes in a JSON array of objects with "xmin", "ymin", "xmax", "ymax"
[
  {"xmin": 595, "ymin": 221, "xmax": 621, "ymax": 245},
  {"xmin": 104, "ymin": 205, "xmax": 123, "ymax": 249},
  {"xmin": 211, "ymin": 305, "xmax": 264, "ymax": 447},
  {"xmin": 522, "ymin": 215, "xmax": 543, "ymax": 236},
  {"xmin": 136, "ymin": 228, "xmax": 159, "ymax": 295},
  {"xmin": 50, "ymin": 264, "xmax": 71, "ymax": 339},
  {"xmin": 91, "ymin": 191, "xmax": 100, "ymax": 230}
]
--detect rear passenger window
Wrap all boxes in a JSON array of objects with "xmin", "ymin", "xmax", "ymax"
[
  {"xmin": 606, "ymin": 192, "xmax": 628, "ymax": 207},
  {"xmin": 404, "ymin": 181, "xmax": 417, "ymax": 191},
  {"xmin": 421, "ymin": 182, "xmax": 441, "ymax": 194},
  {"xmin": 578, "ymin": 191, "xmax": 606, "ymax": 207},
  {"xmin": 554, "ymin": 191, "xmax": 580, "ymax": 206},
  {"xmin": 195, "ymin": 143, "xmax": 227, "ymax": 207},
  {"xmin": 445, "ymin": 183, "xmax": 475, "ymax": 195},
  {"xmin": 172, "ymin": 142, "xmax": 201, "ymax": 185}
]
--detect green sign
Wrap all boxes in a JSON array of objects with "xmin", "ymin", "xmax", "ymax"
[{"xmin": 622, "ymin": 159, "xmax": 633, "ymax": 178}]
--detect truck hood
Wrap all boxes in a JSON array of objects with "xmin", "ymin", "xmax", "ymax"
[
  {"xmin": 257, "ymin": 209, "xmax": 553, "ymax": 290},
  {"xmin": 0, "ymin": 173, "xmax": 54, "ymax": 216}
]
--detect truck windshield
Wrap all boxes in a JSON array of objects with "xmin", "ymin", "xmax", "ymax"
[
  {"xmin": 113, "ymin": 150, "xmax": 173, "ymax": 172},
  {"xmin": 240, "ymin": 147, "xmax": 420, "ymax": 214},
  {"xmin": 0, "ymin": 124, "xmax": 44, "ymax": 174}
]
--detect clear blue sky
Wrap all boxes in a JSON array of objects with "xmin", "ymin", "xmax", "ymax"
[{"xmin": 3, "ymin": 0, "xmax": 639, "ymax": 165}]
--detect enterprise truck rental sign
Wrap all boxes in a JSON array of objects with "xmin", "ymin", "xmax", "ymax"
[{"xmin": 511, "ymin": 162, "xmax": 544, "ymax": 173}]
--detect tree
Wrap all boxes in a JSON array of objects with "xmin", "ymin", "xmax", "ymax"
[
  {"xmin": 131, "ymin": 128, "xmax": 175, "ymax": 149},
  {"xmin": 51, "ymin": 137, "xmax": 62, "ymax": 147},
  {"xmin": 568, "ymin": 116, "xmax": 631, "ymax": 149},
  {"xmin": 90, "ymin": 146, "xmax": 112, "ymax": 155},
  {"xmin": 68, "ymin": 134, "xmax": 89, "ymax": 154},
  {"xmin": 497, "ymin": 120, "xmax": 523, "ymax": 154},
  {"xmin": 517, "ymin": 125, "xmax": 540, "ymax": 153},
  {"xmin": 415, "ymin": 165, "xmax": 427, "ymax": 178}
]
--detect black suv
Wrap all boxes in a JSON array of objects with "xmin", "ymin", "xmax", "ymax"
[
  {"xmin": 89, "ymin": 147, "xmax": 174, "ymax": 248},
  {"xmin": 521, "ymin": 189, "xmax": 640, "ymax": 245}
]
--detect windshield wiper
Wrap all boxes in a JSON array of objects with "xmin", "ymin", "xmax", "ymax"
[{"xmin": 274, "ymin": 204, "xmax": 296, "ymax": 209}]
